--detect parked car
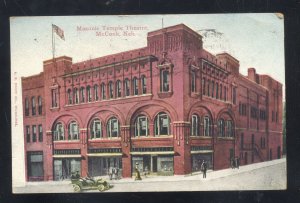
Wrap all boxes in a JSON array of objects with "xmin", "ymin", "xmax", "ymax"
[{"xmin": 71, "ymin": 172, "xmax": 112, "ymax": 192}]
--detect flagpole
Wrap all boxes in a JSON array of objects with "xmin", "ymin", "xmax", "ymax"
[{"xmin": 52, "ymin": 24, "xmax": 57, "ymax": 81}]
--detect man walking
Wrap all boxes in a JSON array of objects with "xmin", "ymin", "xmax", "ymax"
[{"xmin": 201, "ymin": 160, "xmax": 207, "ymax": 179}]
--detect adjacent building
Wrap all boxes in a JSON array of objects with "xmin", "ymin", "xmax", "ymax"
[{"xmin": 22, "ymin": 24, "xmax": 283, "ymax": 181}]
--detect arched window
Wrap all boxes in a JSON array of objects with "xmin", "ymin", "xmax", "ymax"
[
  {"xmin": 87, "ymin": 85, "xmax": 91, "ymax": 102},
  {"xmin": 51, "ymin": 89, "xmax": 58, "ymax": 108},
  {"xmin": 133, "ymin": 77, "xmax": 138, "ymax": 95},
  {"xmin": 67, "ymin": 89, "xmax": 72, "ymax": 105},
  {"xmin": 116, "ymin": 80, "xmax": 121, "ymax": 98},
  {"xmin": 107, "ymin": 117, "xmax": 120, "ymax": 138},
  {"xmin": 124, "ymin": 78, "xmax": 130, "ymax": 96},
  {"xmin": 25, "ymin": 98, "xmax": 29, "ymax": 116},
  {"xmin": 80, "ymin": 87, "xmax": 85, "ymax": 103},
  {"xmin": 90, "ymin": 119, "xmax": 102, "ymax": 139},
  {"xmin": 191, "ymin": 114, "xmax": 199, "ymax": 136},
  {"xmin": 203, "ymin": 116, "xmax": 211, "ymax": 136},
  {"xmin": 109, "ymin": 81, "xmax": 114, "ymax": 99},
  {"xmin": 191, "ymin": 71, "xmax": 196, "ymax": 93},
  {"xmin": 160, "ymin": 70, "xmax": 170, "ymax": 92},
  {"xmin": 38, "ymin": 96, "xmax": 42, "ymax": 115},
  {"xmin": 155, "ymin": 112, "xmax": 170, "ymax": 136},
  {"xmin": 68, "ymin": 121, "xmax": 79, "ymax": 140},
  {"xmin": 218, "ymin": 119, "xmax": 225, "ymax": 137},
  {"xmin": 54, "ymin": 122, "xmax": 64, "ymax": 141},
  {"xmin": 74, "ymin": 88, "xmax": 79, "ymax": 104},
  {"xmin": 101, "ymin": 83, "xmax": 106, "ymax": 100},
  {"xmin": 94, "ymin": 84, "xmax": 99, "ymax": 101},
  {"xmin": 141, "ymin": 75, "xmax": 147, "ymax": 94},
  {"xmin": 226, "ymin": 120, "xmax": 233, "ymax": 137},
  {"xmin": 31, "ymin": 97, "xmax": 36, "ymax": 115},
  {"xmin": 135, "ymin": 115, "xmax": 149, "ymax": 137}
]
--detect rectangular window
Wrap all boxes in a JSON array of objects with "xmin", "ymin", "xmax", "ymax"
[
  {"xmin": 25, "ymin": 99, "xmax": 29, "ymax": 116},
  {"xmin": 204, "ymin": 117, "xmax": 210, "ymax": 136},
  {"xmin": 38, "ymin": 97, "xmax": 42, "ymax": 115},
  {"xmin": 155, "ymin": 114, "xmax": 170, "ymax": 136},
  {"xmin": 80, "ymin": 87, "xmax": 85, "ymax": 103},
  {"xmin": 32, "ymin": 97, "xmax": 36, "ymax": 115},
  {"xmin": 191, "ymin": 71, "xmax": 196, "ymax": 93},
  {"xmin": 136, "ymin": 116, "xmax": 148, "ymax": 136},
  {"xmin": 216, "ymin": 83, "xmax": 219, "ymax": 99},
  {"xmin": 125, "ymin": 80, "xmax": 130, "ymax": 96},
  {"xmin": 74, "ymin": 88, "xmax": 79, "ymax": 104},
  {"xmin": 161, "ymin": 70, "xmax": 170, "ymax": 92},
  {"xmin": 109, "ymin": 82, "xmax": 114, "ymax": 99},
  {"xmin": 26, "ymin": 126, "xmax": 30, "ymax": 143},
  {"xmin": 207, "ymin": 80, "xmax": 210, "ymax": 97},
  {"xmin": 224, "ymin": 86, "xmax": 227, "ymax": 101},
  {"xmin": 101, "ymin": 84, "xmax": 106, "ymax": 99},
  {"xmin": 38, "ymin": 125, "xmax": 43, "ymax": 142},
  {"xmin": 87, "ymin": 87, "xmax": 92, "ymax": 102},
  {"xmin": 27, "ymin": 152, "xmax": 43, "ymax": 180},
  {"xmin": 109, "ymin": 118, "xmax": 119, "ymax": 138},
  {"xmin": 202, "ymin": 78, "xmax": 206, "ymax": 95},
  {"xmin": 51, "ymin": 89, "xmax": 57, "ymax": 108},
  {"xmin": 94, "ymin": 85, "xmax": 99, "ymax": 101},
  {"xmin": 142, "ymin": 77, "xmax": 147, "ymax": 94},
  {"xmin": 32, "ymin": 125, "xmax": 37, "ymax": 142},
  {"xmin": 233, "ymin": 87, "xmax": 236, "ymax": 104},
  {"xmin": 220, "ymin": 84, "xmax": 222, "ymax": 100},
  {"xmin": 211, "ymin": 81, "xmax": 214, "ymax": 98},
  {"xmin": 191, "ymin": 115, "xmax": 199, "ymax": 136}
]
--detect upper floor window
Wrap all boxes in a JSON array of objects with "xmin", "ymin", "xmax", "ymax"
[
  {"xmin": 38, "ymin": 124, "xmax": 43, "ymax": 142},
  {"xmin": 107, "ymin": 117, "xmax": 120, "ymax": 138},
  {"xmin": 68, "ymin": 121, "xmax": 79, "ymax": 140},
  {"xmin": 26, "ymin": 125, "xmax": 30, "ymax": 143},
  {"xmin": 101, "ymin": 83, "xmax": 106, "ymax": 100},
  {"xmin": 116, "ymin": 80, "xmax": 122, "ymax": 98},
  {"xmin": 207, "ymin": 79, "xmax": 210, "ymax": 97},
  {"xmin": 94, "ymin": 84, "xmax": 99, "ymax": 101},
  {"xmin": 211, "ymin": 81, "xmax": 215, "ymax": 98},
  {"xmin": 218, "ymin": 119, "xmax": 225, "ymax": 137},
  {"xmin": 155, "ymin": 112, "xmax": 170, "ymax": 136},
  {"xmin": 204, "ymin": 116, "xmax": 211, "ymax": 136},
  {"xmin": 109, "ymin": 81, "xmax": 114, "ymax": 99},
  {"xmin": 133, "ymin": 77, "xmax": 139, "ymax": 95},
  {"xmin": 191, "ymin": 71, "xmax": 196, "ymax": 93},
  {"xmin": 80, "ymin": 87, "xmax": 85, "ymax": 103},
  {"xmin": 87, "ymin": 86, "xmax": 91, "ymax": 102},
  {"xmin": 74, "ymin": 88, "xmax": 79, "ymax": 104},
  {"xmin": 51, "ymin": 89, "xmax": 58, "ymax": 108},
  {"xmin": 32, "ymin": 125, "xmax": 37, "ymax": 142},
  {"xmin": 67, "ymin": 89, "xmax": 72, "ymax": 105},
  {"xmin": 233, "ymin": 87, "xmax": 236, "ymax": 104},
  {"xmin": 220, "ymin": 84, "xmax": 223, "ymax": 100},
  {"xmin": 202, "ymin": 77, "xmax": 206, "ymax": 95},
  {"xmin": 38, "ymin": 96, "xmax": 42, "ymax": 115},
  {"xmin": 191, "ymin": 114, "xmax": 199, "ymax": 136},
  {"xmin": 32, "ymin": 97, "xmax": 36, "ymax": 115},
  {"xmin": 25, "ymin": 98, "xmax": 29, "ymax": 116},
  {"xmin": 216, "ymin": 83, "xmax": 219, "ymax": 99},
  {"xmin": 226, "ymin": 120, "xmax": 233, "ymax": 137},
  {"xmin": 54, "ymin": 122, "xmax": 64, "ymax": 141},
  {"xmin": 135, "ymin": 115, "xmax": 149, "ymax": 137},
  {"xmin": 224, "ymin": 86, "xmax": 227, "ymax": 101},
  {"xmin": 141, "ymin": 75, "xmax": 147, "ymax": 94},
  {"xmin": 124, "ymin": 79, "xmax": 130, "ymax": 96},
  {"xmin": 90, "ymin": 119, "xmax": 102, "ymax": 139},
  {"xmin": 160, "ymin": 70, "xmax": 170, "ymax": 92}
]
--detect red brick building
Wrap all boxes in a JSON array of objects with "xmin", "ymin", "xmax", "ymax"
[{"xmin": 22, "ymin": 24, "xmax": 283, "ymax": 181}]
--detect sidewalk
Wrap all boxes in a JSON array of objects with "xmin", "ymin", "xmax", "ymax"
[{"xmin": 25, "ymin": 158, "xmax": 286, "ymax": 186}]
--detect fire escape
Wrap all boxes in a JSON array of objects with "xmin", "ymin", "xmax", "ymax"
[{"xmin": 241, "ymin": 143, "xmax": 264, "ymax": 162}]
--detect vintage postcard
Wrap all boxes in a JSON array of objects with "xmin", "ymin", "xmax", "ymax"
[{"xmin": 11, "ymin": 14, "xmax": 286, "ymax": 193}]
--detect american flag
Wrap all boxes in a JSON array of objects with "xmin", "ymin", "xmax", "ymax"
[{"xmin": 52, "ymin": 24, "xmax": 65, "ymax": 40}]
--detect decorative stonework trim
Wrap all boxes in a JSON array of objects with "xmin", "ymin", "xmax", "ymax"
[
  {"xmin": 130, "ymin": 151, "xmax": 174, "ymax": 155},
  {"xmin": 52, "ymin": 154, "xmax": 81, "ymax": 158},
  {"xmin": 87, "ymin": 153, "xmax": 122, "ymax": 157},
  {"xmin": 191, "ymin": 150, "xmax": 213, "ymax": 154}
]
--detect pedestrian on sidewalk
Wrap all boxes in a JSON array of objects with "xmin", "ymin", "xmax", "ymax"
[
  {"xmin": 201, "ymin": 160, "xmax": 207, "ymax": 179},
  {"xmin": 231, "ymin": 157, "xmax": 235, "ymax": 169},
  {"xmin": 235, "ymin": 157, "xmax": 240, "ymax": 169}
]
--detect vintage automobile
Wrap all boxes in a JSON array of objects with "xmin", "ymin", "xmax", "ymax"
[{"xmin": 71, "ymin": 173, "xmax": 112, "ymax": 192}]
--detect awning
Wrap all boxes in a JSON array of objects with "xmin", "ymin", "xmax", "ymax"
[
  {"xmin": 191, "ymin": 150, "xmax": 213, "ymax": 154},
  {"xmin": 87, "ymin": 153, "xmax": 122, "ymax": 157},
  {"xmin": 52, "ymin": 154, "xmax": 82, "ymax": 158},
  {"xmin": 130, "ymin": 151, "xmax": 175, "ymax": 155}
]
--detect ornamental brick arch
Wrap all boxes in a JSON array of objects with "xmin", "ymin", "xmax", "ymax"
[
  {"xmin": 216, "ymin": 108, "xmax": 236, "ymax": 124},
  {"xmin": 50, "ymin": 112, "xmax": 83, "ymax": 131},
  {"xmin": 188, "ymin": 102, "xmax": 214, "ymax": 123},
  {"xmin": 85, "ymin": 105, "xmax": 125, "ymax": 128},
  {"xmin": 125, "ymin": 100, "xmax": 179, "ymax": 125}
]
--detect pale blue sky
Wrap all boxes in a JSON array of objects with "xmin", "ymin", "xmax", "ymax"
[{"xmin": 10, "ymin": 14, "xmax": 284, "ymax": 85}]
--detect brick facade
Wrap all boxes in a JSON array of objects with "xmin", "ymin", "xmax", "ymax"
[{"xmin": 22, "ymin": 24, "xmax": 283, "ymax": 181}]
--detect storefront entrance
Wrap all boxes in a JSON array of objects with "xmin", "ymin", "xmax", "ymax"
[
  {"xmin": 191, "ymin": 153, "xmax": 213, "ymax": 172},
  {"xmin": 131, "ymin": 155, "xmax": 174, "ymax": 176},
  {"xmin": 53, "ymin": 158, "xmax": 81, "ymax": 181},
  {"xmin": 88, "ymin": 157, "xmax": 122, "ymax": 177}
]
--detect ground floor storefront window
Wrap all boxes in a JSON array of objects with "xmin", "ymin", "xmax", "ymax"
[
  {"xmin": 131, "ymin": 155, "xmax": 174, "ymax": 176},
  {"xmin": 53, "ymin": 158, "xmax": 81, "ymax": 180},
  {"xmin": 88, "ymin": 157, "xmax": 122, "ymax": 177},
  {"xmin": 191, "ymin": 153, "xmax": 213, "ymax": 172},
  {"xmin": 27, "ymin": 151, "xmax": 44, "ymax": 181}
]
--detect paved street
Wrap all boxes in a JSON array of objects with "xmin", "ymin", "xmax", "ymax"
[{"xmin": 13, "ymin": 158, "xmax": 286, "ymax": 193}]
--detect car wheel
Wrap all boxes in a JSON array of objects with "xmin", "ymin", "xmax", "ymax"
[
  {"xmin": 98, "ymin": 184, "xmax": 105, "ymax": 192},
  {"xmin": 73, "ymin": 184, "xmax": 81, "ymax": 192}
]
